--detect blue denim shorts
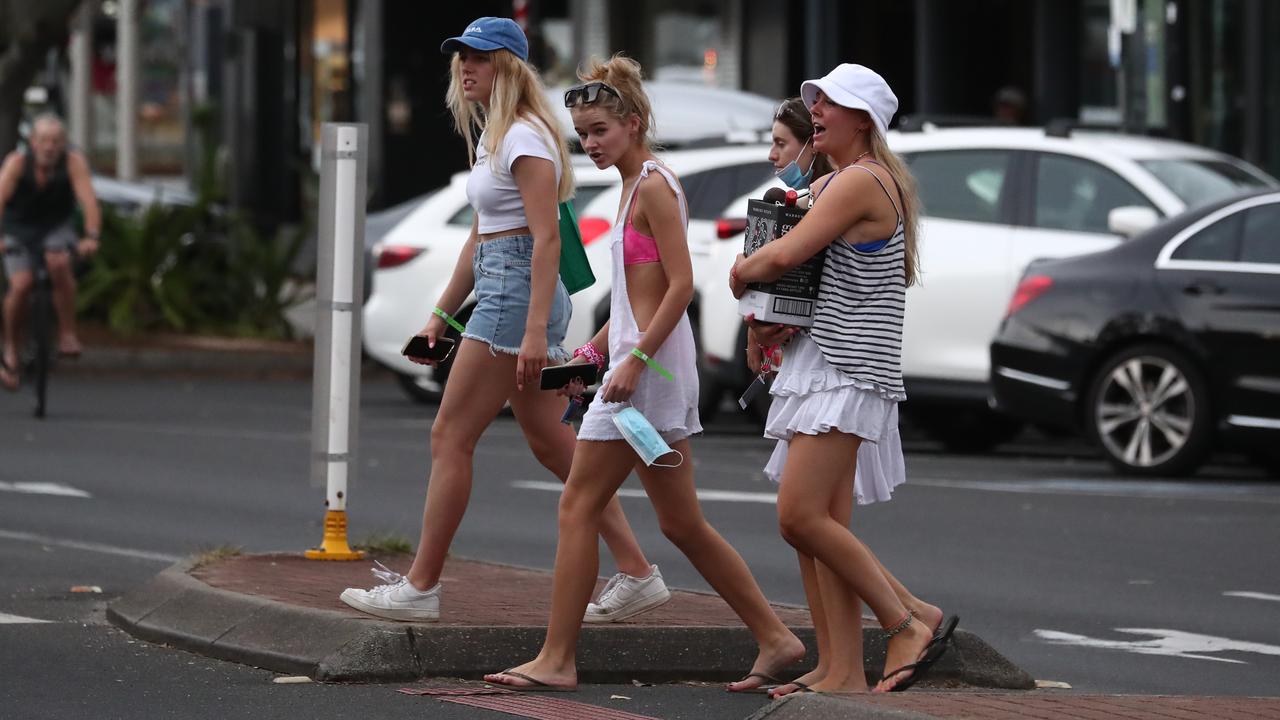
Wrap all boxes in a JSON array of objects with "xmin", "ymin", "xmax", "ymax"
[{"xmin": 464, "ymin": 234, "xmax": 572, "ymax": 361}]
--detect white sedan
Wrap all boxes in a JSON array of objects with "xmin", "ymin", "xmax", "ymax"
[
  {"xmin": 696, "ymin": 126, "xmax": 1277, "ymax": 443},
  {"xmin": 362, "ymin": 144, "xmax": 775, "ymax": 403}
]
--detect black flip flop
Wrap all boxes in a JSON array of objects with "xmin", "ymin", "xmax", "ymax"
[
  {"xmin": 881, "ymin": 615, "xmax": 959, "ymax": 692},
  {"xmin": 488, "ymin": 669, "xmax": 575, "ymax": 692},
  {"xmin": 728, "ymin": 671, "xmax": 784, "ymax": 694},
  {"xmin": 768, "ymin": 680, "xmax": 811, "ymax": 699}
]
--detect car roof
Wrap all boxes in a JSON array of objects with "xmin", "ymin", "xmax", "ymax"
[
  {"xmin": 1136, "ymin": 188, "xmax": 1280, "ymax": 245},
  {"xmin": 888, "ymin": 126, "xmax": 1234, "ymax": 162},
  {"xmin": 545, "ymin": 81, "xmax": 777, "ymax": 147}
]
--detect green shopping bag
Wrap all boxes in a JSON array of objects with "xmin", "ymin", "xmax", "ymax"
[{"xmin": 557, "ymin": 200, "xmax": 596, "ymax": 295}]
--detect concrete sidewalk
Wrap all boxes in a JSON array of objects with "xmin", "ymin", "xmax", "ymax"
[{"xmin": 107, "ymin": 553, "xmax": 1033, "ymax": 689}]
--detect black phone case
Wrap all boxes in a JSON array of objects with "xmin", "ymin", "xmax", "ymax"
[
  {"xmin": 401, "ymin": 335, "xmax": 454, "ymax": 361},
  {"xmin": 540, "ymin": 363, "xmax": 599, "ymax": 390}
]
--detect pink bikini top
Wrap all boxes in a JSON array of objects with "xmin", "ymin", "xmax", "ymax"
[
  {"xmin": 623, "ymin": 224, "xmax": 660, "ymax": 265},
  {"xmin": 620, "ymin": 161, "xmax": 686, "ymax": 266},
  {"xmin": 622, "ymin": 186, "xmax": 661, "ymax": 265}
]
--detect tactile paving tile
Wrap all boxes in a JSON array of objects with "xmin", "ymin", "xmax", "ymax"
[{"xmin": 439, "ymin": 694, "xmax": 660, "ymax": 720}]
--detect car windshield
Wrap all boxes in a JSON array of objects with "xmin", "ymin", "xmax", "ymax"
[{"xmin": 1141, "ymin": 159, "xmax": 1274, "ymax": 209}]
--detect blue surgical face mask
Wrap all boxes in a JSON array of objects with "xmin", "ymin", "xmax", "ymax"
[
  {"xmin": 612, "ymin": 407, "xmax": 683, "ymax": 468},
  {"xmin": 775, "ymin": 136, "xmax": 815, "ymax": 190}
]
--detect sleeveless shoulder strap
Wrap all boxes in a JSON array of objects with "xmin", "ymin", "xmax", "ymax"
[
  {"xmin": 626, "ymin": 160, "xmax": 688, "ymax": 228},
  {"xmin": 812, "ymin": 162, "xmax": 903, "ymax": 225}
]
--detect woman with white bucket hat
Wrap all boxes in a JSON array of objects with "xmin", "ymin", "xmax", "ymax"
[{"xmin": 732, "ymin": 63, "xmax": 957, "ymax": 694}]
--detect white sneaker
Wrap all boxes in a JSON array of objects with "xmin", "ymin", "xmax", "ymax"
[
  {"xmin": 339, "ymin": 560, "xmax": 440, "ymax": 622},
  {"xmin": 583, "ymin": 564, "xmax": 671, "ymax": 623}
]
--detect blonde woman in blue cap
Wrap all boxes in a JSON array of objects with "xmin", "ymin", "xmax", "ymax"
[
  {"xmin": 732, "ymin": 64, "xmax": 957, "ymax": 694},
  {"xmin": 340, "ymin": 17, "xmax": 667, "ymax": 626}
]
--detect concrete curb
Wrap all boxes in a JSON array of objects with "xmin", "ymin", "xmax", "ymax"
[
  {"xmin": 745, "ymin": 693, "xmax": 941, "ymax": 720},
  {"xmin": 109, "ymin": 560, "xmax": 1035, "ymax": 688}
]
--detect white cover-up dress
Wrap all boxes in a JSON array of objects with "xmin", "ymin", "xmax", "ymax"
[{"xmin": 577, "ymin": 161, "xmax": 702, "ymax": 443}]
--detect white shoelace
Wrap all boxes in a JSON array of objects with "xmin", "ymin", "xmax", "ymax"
[
  {"xmin": 367, "ymin": 560, "xmax": 406, "ymax": 593},
  {"xmin": 594, "ymin": 572, "xmax": 627, "ymax": 606}
]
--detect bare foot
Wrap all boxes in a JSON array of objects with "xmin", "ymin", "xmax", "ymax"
[
  {"xmin": 873, "ymin": 618, "xmax": 934, "ymax": 693},
  {"xmin": 483, "ymin": 659, "xmax": 576, "ymax": 691},
  {"xmin": 768, "ymin": 668, "xmax": 824, "ymax": 699},
  {"xmin": 911, "ymin": 602, "xmax": 944, "ymax": 636},
  {"xmin": 726, "ymin": 631, "xmax": 806, "ymax": 692},
  {"xmin": 0, "ymin": 360, "xmax": 16, "ymax": 392},
  {"xmin": 809, "ymin": 676, "xmax": 870, "ymax": 694},
  {"xmin": 58, "ymin": 335, "xmax": 82, "ymax": 358}
]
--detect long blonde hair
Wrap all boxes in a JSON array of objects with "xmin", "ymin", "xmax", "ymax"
[
  {"xmin": 446, "ymin": 49, "xmax": 574, "ymax": 203},
  {"xmin": 575, "ymin": 54, "xmax": 656, "ymax": 152},
  {"xmin": 869, "ymin": 127, "xmax": 920, "ymax": 286}
]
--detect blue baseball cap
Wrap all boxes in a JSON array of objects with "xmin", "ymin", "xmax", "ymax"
[{"xmin": 440, "ymin": 17, "xmax": 529, "ymax": 62}]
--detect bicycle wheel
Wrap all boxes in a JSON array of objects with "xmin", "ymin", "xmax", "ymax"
[{"xmin": 31, "ymin": 277, "xmax": 53, "ymax": 419}]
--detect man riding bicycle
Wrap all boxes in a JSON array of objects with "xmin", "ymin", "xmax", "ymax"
[{"xmin": 0, "ymin": 114, "xmax": 101, "ymax": 391}]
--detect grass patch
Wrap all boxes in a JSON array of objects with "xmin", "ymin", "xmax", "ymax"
[
  {"xmin": 190, "ymin": 544, "xmax": 244, "ymax": 568},
  {"xmin": 353, "ymin": 533, "xmax": 414, "ymax": 555}
]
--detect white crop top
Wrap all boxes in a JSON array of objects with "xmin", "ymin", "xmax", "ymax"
[{"xmin": 466, "ymin": 119, "xmax": 562, "ymax": 234}]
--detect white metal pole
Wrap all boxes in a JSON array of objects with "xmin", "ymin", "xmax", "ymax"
[
  {"xmin": 116, "ymin": 0, "xmax": 140, "ymax": 181},
  {"xmin": 326, "ymin": 126, "xmax": 357, "ymax": 510},
  {"xmin": 306, "ymin": 123, "xmax": 367, "ymax": 560},
  {"xmin": 69, "ymin": 2, "xmax": 94, "ymax": 154}
]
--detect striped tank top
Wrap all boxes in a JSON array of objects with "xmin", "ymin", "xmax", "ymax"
[{"xmin": 807, "ymin": 162, "xmax": 908, "ymax": 401}]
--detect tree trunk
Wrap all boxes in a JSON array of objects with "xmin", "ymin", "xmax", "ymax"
[{"xmin": 0, "ymin": 0, "xmax": 87, "ymax": 154}]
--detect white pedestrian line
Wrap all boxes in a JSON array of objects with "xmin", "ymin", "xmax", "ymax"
[
  {"xmin": 1224, "ymin": 591, "xmax": 1280, "ymax": 603},
  {"xmin": 0, "ymin": 612, "xmax": 52, "ymax": 624},
  {"xmin": 1034, "ymin": 628, "xmax": 1280, "ymax": 664},
  {"xmin": 0, "ymin": 529, "xmax": 180, "ymax": 564},
  {"xmin": 909, "ymin": 477, "xmax": 1280, "ymax": 504},
  {"xmin": 0, "ymin": 481, "xmax": 91, "ymax": 499},
  {"xmin": 511, "ymin": 479, "xmax": 779, "ymax": 504}
]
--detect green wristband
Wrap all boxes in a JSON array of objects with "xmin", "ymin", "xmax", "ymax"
[
  {"xmin": 630, "ymin": 348, "xmax": 674, "ymax": 381},
  {"xmin": 433, "ymin": 307, "xmax": 466, "ymax": 334}
]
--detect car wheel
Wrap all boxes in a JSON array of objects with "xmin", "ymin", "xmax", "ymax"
[
  {"xmin": 913, "ymin": 408, "xmax": 1023, "ymax": 453},
  {"xmin": 393, "ymin": 304, "xmax": 472, "ymax": 404},
  {"xmin": 1085, "ymin": 343, "xmax": 1212, "ymax": 477}
]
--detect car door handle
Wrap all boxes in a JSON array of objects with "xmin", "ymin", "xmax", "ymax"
[{"xmin": 1182, "ymin": 280, "xmax": 1224, "ymax": 296}]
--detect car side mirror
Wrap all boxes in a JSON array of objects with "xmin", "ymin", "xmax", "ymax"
[{"xmin": 1108, "ymin": 206, "xmax": 1160, "ymax": 238}]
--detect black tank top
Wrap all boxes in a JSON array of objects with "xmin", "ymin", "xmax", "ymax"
[{"xmin": 3, "ymin": 149, "xmax": 76, "ymax": 237}]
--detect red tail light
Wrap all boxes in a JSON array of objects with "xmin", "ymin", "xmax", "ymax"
[
  {"xmin": 579, "ymin": 217, "xmax": 611, "ymax": 246},
  {"xmin": 717, "ymin": 218, "xmax": 748, "ymax": 239},
  {"xmin": 1006, "ymin": 275, "xmax": 1053, "ymax": 317},
  {"xmin": 376, "ymin": 245, "xmax": 424, "ymax": 269}
]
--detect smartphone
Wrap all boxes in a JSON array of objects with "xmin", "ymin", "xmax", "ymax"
[
  {"xmin": 540, "ymin": 362, "xmax": 599, "ymax": 391},
  {"xmin": 401, "ymin": 335, "xmax": 456, "ymax": 362}
]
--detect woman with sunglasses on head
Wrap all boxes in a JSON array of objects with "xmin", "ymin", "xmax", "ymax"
[
  {"xmin": 732, "ymin": 65, "xmax": 957, "ymax": 694},
  {"xmin": 745, "ymin": 96, "xmax": 948, "ymax": 699},
  {"xmin": 484, "ymin": 54, "xmax": 803, "ymax": 693},
  {"xmin": 340, "ymin": 17, "xmax": 667, "ymax": 625}
]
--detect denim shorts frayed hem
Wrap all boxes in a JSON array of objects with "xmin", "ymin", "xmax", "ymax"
[{"xmin": 461, "ymin": 333, "xmax": 572, "ymax": 363}]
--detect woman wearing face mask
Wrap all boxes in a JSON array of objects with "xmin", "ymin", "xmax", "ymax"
[
  {"xmin": 748, "ymin": 96, "xmax": 945, "ymax": 699},
  {"xmin": 339, "ymin": 17, "xmax": 667, "ymax": 626},
  {"xmin": 770, "ymin": 97, "xmax": 835, "ymax": 197},
  {"xmin": 483, "ymin": 54, "xmax": 803, "ymax": 693},
  {"xmin": 731, "ymin": 65, "xmax": 957, "ymax": 694}
]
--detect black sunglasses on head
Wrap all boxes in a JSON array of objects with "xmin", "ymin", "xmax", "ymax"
[{"xmin": 564, "ymin": 82, "xmax": 622, "ymax": 108}]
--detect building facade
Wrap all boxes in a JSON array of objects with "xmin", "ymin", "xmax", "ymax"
[{"xmin": 187, "ymin": 0, "xmax": 1278, "ymax": 227}]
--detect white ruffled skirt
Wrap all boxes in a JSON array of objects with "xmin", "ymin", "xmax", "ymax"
[{"xmin": 762, "ymin": 334, "xmax": 906, "ymax": 505}]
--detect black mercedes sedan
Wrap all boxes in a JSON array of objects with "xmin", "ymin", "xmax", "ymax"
[{"xmin": 990, "ymin": 191, "xmax": 1280, "ymax": 476}]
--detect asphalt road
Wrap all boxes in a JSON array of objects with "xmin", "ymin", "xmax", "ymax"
[{"xmin": 1, "ymin": 374, "xmax": 1277, "ymax": 718}]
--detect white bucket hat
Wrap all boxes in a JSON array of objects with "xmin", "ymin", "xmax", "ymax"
[{"xmin": 800, "ymin": 64, "xmax": 898, "ymax": 136}]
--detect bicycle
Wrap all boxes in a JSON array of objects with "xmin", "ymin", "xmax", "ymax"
[{"xmin": 2, "ymin": 233, "xmax": 79, "ymax": 419}]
